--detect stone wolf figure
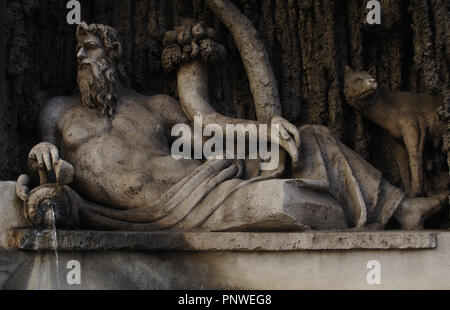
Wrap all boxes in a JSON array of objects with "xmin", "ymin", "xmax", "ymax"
[
  {"xmin": 12, "ymin": 0, "xmax": 448, "ymax": 233},
  {"xmin": 344, "ymin": 66, "xmax": 448, "ymax": 198}
]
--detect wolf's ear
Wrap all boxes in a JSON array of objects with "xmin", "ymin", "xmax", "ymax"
[
  {"xmin": 344, "ymin": 66, "xmax": 352, "ymax": 77},
  {"xmin": 368, "ymin": 66, "xmax": 376, "ymax": 75}
]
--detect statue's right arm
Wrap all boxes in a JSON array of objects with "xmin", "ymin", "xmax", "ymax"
[
  {"xmin": 30, "ymin": 97, "xmax": 72, "ymax": 172},
  {"xmin": 39, "ymin": 96, "xmax": 71, "ymax": 145}
]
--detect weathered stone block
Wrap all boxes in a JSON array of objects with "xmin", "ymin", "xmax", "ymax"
[{"xmin": 2, "ymin": 230, "xmax": 449, "ymax": 290}]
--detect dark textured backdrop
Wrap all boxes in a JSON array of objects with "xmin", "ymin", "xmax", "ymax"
[{"xmin": 1, "ymin": 0, "xmax": 449, "ymax": 198}]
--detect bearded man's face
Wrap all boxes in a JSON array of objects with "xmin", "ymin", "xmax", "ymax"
[{"xmin": 76, "ymin": 32, "xmax": 118, "ymax": 117}]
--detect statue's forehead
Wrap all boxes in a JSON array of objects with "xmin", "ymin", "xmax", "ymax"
[{"xmin": 77, "ymin": 32, "xmax": 102, "ymax": 45}]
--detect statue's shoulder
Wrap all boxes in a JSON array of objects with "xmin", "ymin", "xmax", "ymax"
[
  {"xmin": 43, "ymin": 94, "xmax": 79, "ymax": 110},
  {"xmin": 146, "ymin": 94, "xmax": 179, "ymax": 106},
  {"xmin": 143, "ymin": 94, "xmax": 189, "ymax": 124},
  {"xmin": 144, "ymin": 94, "xmax": 182, "ymax": 113},
  {"xmin": 40, "ymin": 94, "xmax": 80, "ymax": 125},
  {"xmin": 122, "ymin": 91, "xmax": 178, "ymax": 108}
]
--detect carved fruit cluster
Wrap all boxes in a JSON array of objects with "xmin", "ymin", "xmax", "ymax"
[{"xmin": 161, "ymin": 19, "xmax": 227, "ymax": 73}]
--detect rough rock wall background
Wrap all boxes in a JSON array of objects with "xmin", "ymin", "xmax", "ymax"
[{"xmin": 1, "ymin": 0, "xmax": 449, "ymax": 198}]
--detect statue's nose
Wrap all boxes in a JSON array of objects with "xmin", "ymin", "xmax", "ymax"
[{"xmin": 77, "ymin": 47, "xmax": 86, "ymax": 60}]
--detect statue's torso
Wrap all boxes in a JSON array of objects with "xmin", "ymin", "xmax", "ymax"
[{"xmin": 56, "ymin": 95, "xmax": 201, "ymax": 209}]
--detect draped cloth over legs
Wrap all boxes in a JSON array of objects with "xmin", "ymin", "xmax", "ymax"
[{"xmin": 75, "ymin": 125, "xmax": 404, "ymax": 231}]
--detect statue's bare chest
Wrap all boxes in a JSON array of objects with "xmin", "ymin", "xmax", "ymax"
[
  {"xmin": 58, "ymin": 105, "xmax": 111, "ymax": 150},
  {"xmin": 58, "ymin": 102, "xmax": 167, "ymax": 151}
]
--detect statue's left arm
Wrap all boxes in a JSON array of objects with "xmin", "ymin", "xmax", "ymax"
[{"xmin": 161, "ymin": 7, "xmax": 301, "ymax": 164}]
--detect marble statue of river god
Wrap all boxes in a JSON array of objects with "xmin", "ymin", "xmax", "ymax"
[{"xmin": 15, "ymin": 0, "xmax": 448, "ymax": 233}]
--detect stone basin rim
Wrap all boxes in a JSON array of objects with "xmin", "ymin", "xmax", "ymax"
[{"xmin": 5, "ymin": 229, "xmax": 442, "ymax": 252}]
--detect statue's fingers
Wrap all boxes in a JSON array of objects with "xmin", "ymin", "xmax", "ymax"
[
  {"xmin": 279, "ymin": 125, "xmax": 291, "ymax": 141},
  {"xmin": 50, "ymin": 147, "xmax": 59, "ymax": 165},
  {"xmin": 281, "ymin": 138, "xmax": 299, "ymax": 164},
  {"xmin": 289, "ymin": 144, "xmax": 299, "ymax": 164},
  {"xmin": 284, "ymin": 123, "xmax": 301, "ymax": 149},
  {"xmin": 294, "ymin": 134, "xmax": 301, "ymax": 149},
  {"xmin": 36, "ymin": 153, "xmax": 45, "ymax": 170},
  {"xmin": 43, "ymin": 151, "xmax": 53, "ymax": 171}
]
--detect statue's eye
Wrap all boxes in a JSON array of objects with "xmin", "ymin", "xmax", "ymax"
[{"xmin": 85, "ymin": 42, "xmax": 98, "ymax": 50}]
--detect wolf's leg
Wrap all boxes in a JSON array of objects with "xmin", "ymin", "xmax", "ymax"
[{"xmin": 401, "ymin": 123, "xmax": 424, "ymax": 197}]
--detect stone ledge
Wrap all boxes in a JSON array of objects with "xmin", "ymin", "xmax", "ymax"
[{"xmin": 6, "ymin": 229, "xmax": 438, "ymax": 251}]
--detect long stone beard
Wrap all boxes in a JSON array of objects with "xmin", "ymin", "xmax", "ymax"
[{"xmin": 77, "ymin": 57, "xmax": 118, "ymax": 117}]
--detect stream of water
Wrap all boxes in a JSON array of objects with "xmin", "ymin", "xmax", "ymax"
[{"xmin": 50, "ymin": 207, "xmax": 60, "ymax": 288}]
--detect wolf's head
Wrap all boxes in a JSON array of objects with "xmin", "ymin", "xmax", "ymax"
[{"xmin": 344, "ymin": 66, "xmax": 378, "ymax": 110}]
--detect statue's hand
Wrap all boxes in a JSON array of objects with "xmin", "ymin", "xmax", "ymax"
[
  {"xmin": 29, "ymin": 142, "xmax": 60, "ymax": 172},
  {"xmin": 271, "ymin": 116, "xmax": 301, "ymax": 166}
]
